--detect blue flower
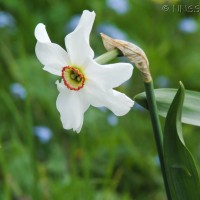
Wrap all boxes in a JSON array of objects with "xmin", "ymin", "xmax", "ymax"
[
  {"xmin": 106, "ymin": 0, "xmax": 129, "ymax": 15},
  {"xmin": 97, "ymin": 23, "xmax": 127, "ymax": 40},
  {"xmin": 107, "ymin": 114, "xmax": 118, "ymax": 126},
  {"xmin": 33, "ymin": 126, "xmax": 53, "ymax": 143},
  {"xmin": 179, "ymin": 18, "xmax": 198, "ymax": 33},
  {"xmin": 66, "ymin": 14, "xmax": 81, "ymax": 31},
  {"xmin": 0, "ymin": 11, "xmax": 15, "ymax": 28},
  {"xmin": 10, "ymin": 83, "xmax": 26, "ymax": 100},
  {"xmin": 155, "ymin": 76, "xmax": 170, "ymax": 88}
]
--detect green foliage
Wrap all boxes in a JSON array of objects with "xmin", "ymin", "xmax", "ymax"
[
  {"xmin": 164, "ymin": 83, "xmax": 200, "ymax": 199},
  {"xmin": 134, "ymin": 88, "xmax": 200, "ymax": 126},
  {"xmin": 0, "ymin": 0, "xmax": 200, "ymax": 199}
]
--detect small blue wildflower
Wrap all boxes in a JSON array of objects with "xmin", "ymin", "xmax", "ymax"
[
  {"xmin": 33, "ymin": 126, "xmax": 53, "ymax": 143},
  {"xmin": 179, "ymin": 18, "xmax": 198, "ymax": 33},
  {"xmin": 107, "ymin": 114, "xmax": 118, "ymax": 126},
  {"xmin": 106, "ymin": 0, "xmax": 129, "ymax": 14},
  {"xmin": 10, "ymin": 83, "xmax": 26, "ymax": 100},
  {"xmin": 97, "ymin": 23, "xmax": 127, "ymax": 40}
]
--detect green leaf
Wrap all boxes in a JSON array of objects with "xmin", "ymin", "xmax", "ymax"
[
  {"xmin": 164, "ymin": 82, "xmax": 200, "ymax": 200},
  {"xmin": 134, "ymin": 88, "xmax": 200, "ymax": 126}
]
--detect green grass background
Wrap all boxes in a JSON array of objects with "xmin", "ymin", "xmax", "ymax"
[{"xmin": 0, "ymin": 0, "xmax": 200, "ymax": 199}]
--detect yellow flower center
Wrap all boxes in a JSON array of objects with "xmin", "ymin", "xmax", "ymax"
[{"xmin": 62, "ymin": 66, "xmax": 85, "ymax": 91}]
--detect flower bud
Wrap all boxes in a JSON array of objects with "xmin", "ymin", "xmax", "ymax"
[{"xmin": 100, "ymin": 33, "xmax": 152, "ymax": 82}]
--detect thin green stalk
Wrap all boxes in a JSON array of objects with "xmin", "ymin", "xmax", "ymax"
[
  {"xmin": 95, "ymin": 49, "xmax": 120, "ymax": 64},
  {"xmin": 144, "ymin": 81, "xmax": 171, "ymax": 200},
  {"xmin": 95, "ymin": 49, "xmax": 171, "ymax": 199}
]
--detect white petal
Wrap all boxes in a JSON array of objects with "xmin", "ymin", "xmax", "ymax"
[
  {"xmin": 56, "ymin": 81, "xmax": 90, "ymax": 133},
  {"xmin": 35, "ymin": 23, "xmax": 51, "ymax": 43},
  {"xmin": 43, "ymin": 66, "xmax": 61, "ymax": 76},
  {"xmin": 86, "ymin": 60, "xmax": 133, "ymax": 90},
  {"xmin": 85, "ymin": 81, "xmax": 134, "ymax": 116},
  {"xmin": 55, "ymin": 80, "xmax": 66, "ymax": 92},
  {"xmin": 65, "ymin": 10, "xmax": 95, "ymax": 66},
  {"xmin": 35, "ymin": 42, "xmax": 69, "ymax": 75},
  {"xmin": 35, "ymin": 23, "xmax": 70, "ymax": 76}
]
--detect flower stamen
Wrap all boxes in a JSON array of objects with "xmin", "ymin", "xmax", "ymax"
[{"xmin": 62, "ymin": 66, "xmax": 85, "ymax": 91}]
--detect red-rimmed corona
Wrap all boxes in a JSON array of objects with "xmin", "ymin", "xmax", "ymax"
[{"xmin": 62, "ymin": 66, "xmax": 85, "ymax": 91}]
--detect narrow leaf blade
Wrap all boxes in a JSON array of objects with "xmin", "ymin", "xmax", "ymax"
[
  {"xmin": 164, "ymin": 82, "xmax": 200, "ymax": 200},
  {"xmin": 134, "ymin": 88, "xmax": 200, "ymax": 126}
]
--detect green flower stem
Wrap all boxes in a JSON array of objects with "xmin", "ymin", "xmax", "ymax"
[
  {"xmin": 95, "ymin": 49, "xmax": 171, "ymax": 199},
  {"xmin": 144, "ymin": 81, "xmax": 171, "ymax": 200},
  {"xmin": 95, "ymin": 49, "xmax": 121, "ymax": 64}
]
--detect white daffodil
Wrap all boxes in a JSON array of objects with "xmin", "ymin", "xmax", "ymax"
[{"xmin": 35, "ymin": 10, "xmax": 134, "ymax": 133}]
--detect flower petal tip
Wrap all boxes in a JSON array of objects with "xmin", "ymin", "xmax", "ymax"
[
  {"xmin": 55, "ymin": 80, "xmax": 65, "ymax": 92},
  {"xmin": 83, "ymin": 10, "xmax": 96, "ymax": 16},
  {"xmin": 35, "ymin": 23, "xmax": 51, "ymax": 43},
  {"xmin": 114, "ymin": 94, "xmax": 134, "ymax": 116},
  {"xmin": 62, "ymin": 122, "xmax": 82, "ymax": 134},
  {"xmin": 125, "ymin": 63, "xmax": 134, "ymax": 79},
  {"xmin": 75, "ymin": 127, "xmax": 81, "ymax": 134}
]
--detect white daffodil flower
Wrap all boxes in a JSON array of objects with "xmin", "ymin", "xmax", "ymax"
[{"xmin": 35, "ymin": 10, "xmax": 134, "ymax": 133}]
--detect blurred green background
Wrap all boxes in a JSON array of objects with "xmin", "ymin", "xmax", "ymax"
[{"xmin": 0, "ymin": 0, "xmax": 200, "ymax": 199}]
